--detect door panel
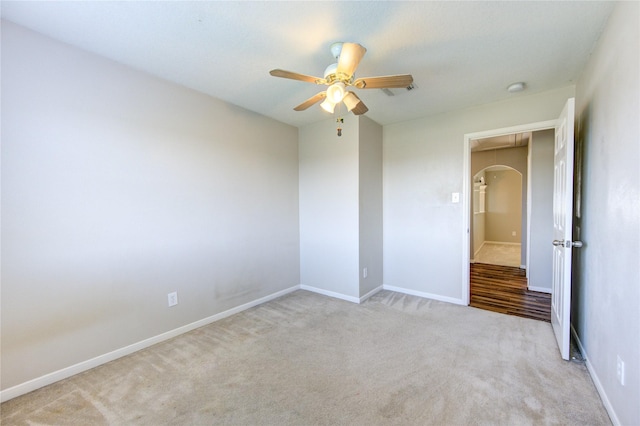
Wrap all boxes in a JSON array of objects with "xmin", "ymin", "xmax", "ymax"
[{"xmin": 551, "ymin": 98, "xmax": 575, "ymax": 360}]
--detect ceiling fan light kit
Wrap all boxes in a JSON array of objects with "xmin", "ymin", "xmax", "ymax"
[
  {"xmin": 320, "ymin": 98, "xmax": 335, "ymax": 114},
  {"xmin": 269, "ymin": 42, "xmax": 413, "ymax": 118},
  {"xmin": 324, "ymin": 63, "xmax": 338, "ymax": 79},
  {"xmin": 342, "ymin": 92, "xmax": 359, "ymax": 112},
  {"xmin": 326, "ymin": 82, "xmax": 346, "ymax": 103},
  {"xmin": 330, "ymin": 42, "xmax": 343, "ymax": 59}
]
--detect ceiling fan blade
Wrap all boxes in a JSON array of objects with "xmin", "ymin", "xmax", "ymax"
[
  {"xmin": 294, "ymin": 92, "xmax": 327, "ymax": 111},
  {"xmin": 353, "ymin": 74, "xmax": 413, "ymax": 89},
  {"xmin": 346, "ymin": 92, "xmax": 369, "ymax": 115},
  {"xmin": 336, "ymin": 43, "xmax": 367, "ymax": 77},
  {"xmin": 270, "ymin": 69, "xmax": 324, "ymax": 84}
]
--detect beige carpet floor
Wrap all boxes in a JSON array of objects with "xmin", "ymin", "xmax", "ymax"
[
  {"xmin": 1, "ymin": 290, "xmax": 610, "ymax": 425},
  {"xmin": 474, "ymin": 242, "xmax": 521, "ymax": 268}
]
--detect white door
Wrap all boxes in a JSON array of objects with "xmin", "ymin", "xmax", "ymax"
[{"xmin": 551, "ymin": 97, "xmax": 576, "ymax": 360}]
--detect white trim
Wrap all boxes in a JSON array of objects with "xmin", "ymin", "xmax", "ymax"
[
  {"xmin": 299, "ymin": 285, "xmax": 360, "ymax": 304},
  {"xmin": 473, "ymin": 241, "xmax": 486, "ymax": 258},
  {"xmin": 383, "ymin": 285, "xmax": 465, "ymax": 306},
  {"xmin": 483, "ymin": 241, "xmax": 522, "ymax": 246},
  {"xmin": 465, "ymin": 120, "xmax": 558, "ymax": 141},
  {"xmin": 527, "ymin": 285, "xmax": 552, "ymax": 294},
  {"xmin": 0, "ymin": 285, "xmax": 300, "ymax": 403},
  {"xmin": 463, "ymin": 119, "xmax": 557, "ymax": 307},
  {"xmin": 298, "ymin": 285, "xmax": 383, "ymax": 304},
  {"xmin": 359, "ymin": 285, "xmax": 383, "ymax": 303},
  {"xmin": 462, "ymin": 131, "xmax": 471, "ymax": 305},
  {"xmin": 571, "ymin": 325, "xmax": 620, "ymax": 426},
  {"xmin": 526, "ymin": 139, "xmax": 534, "ymax": 279}
]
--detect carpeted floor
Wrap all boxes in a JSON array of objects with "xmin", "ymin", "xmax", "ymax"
[
  {"xmin": 474, "ymin": 242, "xmax": 521, "ymax": 267},
  {"xmin": 1, "ymin": 290, "xmax": 610, "ymax": 425}
]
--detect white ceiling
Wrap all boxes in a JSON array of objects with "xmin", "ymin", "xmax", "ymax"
[{"xmin": 1, "ymin": 1, "xmax": 614, "ymax": 128}]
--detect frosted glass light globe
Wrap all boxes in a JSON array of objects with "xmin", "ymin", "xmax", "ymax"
[{"xmin": 326, "ymin": 82, "xmax": 346, "ymax": 103}]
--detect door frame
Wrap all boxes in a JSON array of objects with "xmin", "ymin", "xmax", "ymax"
[{"xmin": 462, "ymin": 120, "xmax": 557, "ymax": 305}]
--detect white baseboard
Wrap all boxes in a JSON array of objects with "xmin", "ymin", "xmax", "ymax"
[
  {"xmin": 484, "ymin": 241, "xmax": 522, "ymax": 246},
  {"xmin": 570, "ymin": 325, "xmax": 620, "ymax": 426},
  {"xmin": 300, "ymin": 283, "xmax": 463, "ymax": 307},
  {"xmin": 0, "ymin": 282, "xmax": 492, "ymax": 404},
  {"xmin": 474, "ymin": 241, "xmax": 486, "ymax": 258},
  {"xmin": 299, "ymin": 284, "xmax": 360, "ymax": 304},
  {"xmin": 0, "ymin": 285, "xmax": 300, "ymax": 403},
  {"xmin": 359, "ymin": 285, "xmax": 383, "ymax": 303},
  {"xmin": 527, "ymin": 285, "xmax": 552, "ymax": 294},
  {"xmin": 382, "ymin": 285, "xmax": 465, "ymax": 306},
  {"xmin": 298, "ymin": 284, "xmax": 383, "ymax": 304}
]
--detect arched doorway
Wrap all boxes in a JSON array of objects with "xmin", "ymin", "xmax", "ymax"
[{"xmin": 471, "ymin": 165, "xmax": 523, "ymax": 267}]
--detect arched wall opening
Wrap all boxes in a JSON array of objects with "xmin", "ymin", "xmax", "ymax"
[
  {"xmin": 470, "ymin": 145, "xmax": 528, "ymax": 268},
  {"xmin": 472, "ymin": 165, "xmax": 523, "ymax": 267}
]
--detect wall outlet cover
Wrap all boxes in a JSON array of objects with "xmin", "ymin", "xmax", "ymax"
[{"xmin": 168, "ymin": 291, "xmax": 178, "ymax": 307}]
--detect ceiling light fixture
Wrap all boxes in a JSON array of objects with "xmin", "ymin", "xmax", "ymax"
[
  {"xmin": 342, "ymin": 92, "xmax": 360, "ymax": 112},
  {"xmin": 326, "ymin": 82, "xmax": 346, "ymax": 103},
  {"xmin": 507, "ymin": 82, "xmax": 526, "ymax": 93},
  {"xmin": 324, "ymin": 62, "xmax": 338, "ymax": 78},
  {"xmin": 269, "ymin": 41, "xmax": 413, "ymax": 118},
  {"xmin": 320, "ymin": 98, "xmax": 336, "ymax": 113}
]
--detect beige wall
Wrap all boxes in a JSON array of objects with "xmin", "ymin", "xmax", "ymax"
[
  {"xmin": 358, "ymin": 116, "xmax": 384, "ymax": 297},
  {"xmin": 471, "ymin": 146, "xmax": 528, "ymax": 177},
  {"xmin": 470, "ymin": 146, "xmax": 527, "ymax": 262},
  {"xmin": 573, "ymin": 2, "xmax": 639, "ymax": 424},
  {"xmin": 485, "ymin": 169, "xmax": 522, "ymax": 243},
  {"xmin": 384, "ymin": 86, "xmax": 574, "ymax": 301},
  {"xmin": 299, "ymin": 115, "xmax": 383, "ymax": 301},
  {"xmin": 1, "ymin": 22, "xmax": 300, "ymax": 393},
  {"xmin": 299, "ymin": 117, "xmax": 360, "ymax": 299},
  {"xmin": 527, "ymin": 129, "xmax": 554, "ymax": 292}
]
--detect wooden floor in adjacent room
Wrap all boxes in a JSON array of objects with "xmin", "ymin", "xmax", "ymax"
[{"xmin": 470, "ymin": 263, "xmax": 551, "ymax": 322}]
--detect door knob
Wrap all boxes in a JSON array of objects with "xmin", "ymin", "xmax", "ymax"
[{"xmin": 552, "ymin": 240, "xmax": 583, "ymax": 248}]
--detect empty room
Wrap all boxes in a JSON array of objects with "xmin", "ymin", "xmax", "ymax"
[{"xmin": 1, "ymin": 2, "xmax": 638, "ymax": 425}]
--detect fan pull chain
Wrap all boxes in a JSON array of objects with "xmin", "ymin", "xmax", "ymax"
[{"xmin": 336, "ymin": 118, "xmax": 344, "ymax": 137}]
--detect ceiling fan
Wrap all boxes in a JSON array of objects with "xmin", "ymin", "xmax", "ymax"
[{"xmin": 269, "ymin": 42, "xmax": 413, "ymax": 116}]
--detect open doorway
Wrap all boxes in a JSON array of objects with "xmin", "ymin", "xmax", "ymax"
[
  {"xmin": 470, "ymin": 133, "xmax": 528, "ymax": 270},
  {"xmin": 463, "ymin": 125, "xmax": 556, "ymax": 321},
  {"xmin": 463, "ymin": 98, "xmax": 576, "ymax": 357},
  {"xmin": 472, "ymin": 165, "xmax": 523, "ymax": 267}
]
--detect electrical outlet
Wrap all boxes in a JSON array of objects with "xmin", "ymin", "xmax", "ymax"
[
  {"xmin": 512, "ymin": 231, "xmax": 517, "ymax": 237},
  {"xmin": 616, "ymin": 355, "xmax": 625, "ymax": 385},
  {"xmin": 168, "ymin": 291, "xmax": 178, "ymax": 307},
  {"xmin": 451, "ymin": 192, "xmax": 460, "ymax": 203},
  {"xmin": 363, "ymin": 267, "xmax": 368, "ymax": 278}
]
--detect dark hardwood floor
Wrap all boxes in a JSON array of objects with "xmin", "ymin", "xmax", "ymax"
[{"xmin": 470, "ymin": 262, "xmax": 551, "ymax": 322}]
